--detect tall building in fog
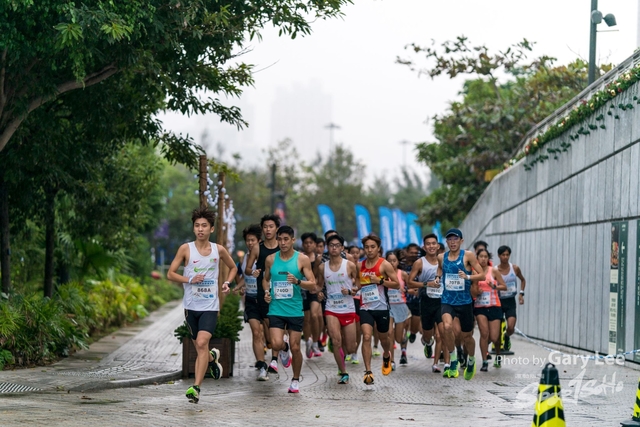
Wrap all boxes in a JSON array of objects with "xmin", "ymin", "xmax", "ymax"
[{"xmin": 270, "ymin": 80, "xmax": 332, "ymax": 158}]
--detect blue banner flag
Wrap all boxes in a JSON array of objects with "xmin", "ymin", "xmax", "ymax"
[
  {"xmin": 354, "ymin": 204, "xmax": 372, "ymax": 241},
  {"xmin": 392, "ymin": 209, "xmax": 408, "ymax": 249},
  {"xmin": 378, "ymin": 207, "xmax": 394, "ymax": 254},
  {"xmin": 432, "ymin": 220, "xmax": 443, "ymax": 243},
  {"xmin": 316, "ymin": 205, "xmax": 336, "ymax": 234},
  {"xmin": 406, "ymin": 212, "xmax": 421, "ymax": 245}
]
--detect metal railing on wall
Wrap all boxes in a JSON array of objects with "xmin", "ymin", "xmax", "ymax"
[{"xmin": 513, "ymin": 50, "xmax": 640, "ymax": 156}]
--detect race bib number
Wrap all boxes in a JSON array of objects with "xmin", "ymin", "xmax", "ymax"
[
  {"xmin": 273, "ymin": 281, "xmax": 294, "ymax": 299},
  {"xmin": 192, "ymin": 279, "xmax": 217, "ymax": 301},
  {"xmin": 327, "ymin": 293, "xmax": 348, "ymax": 310},
  {"xmin": 361, "ymin": 284, "xmax": 380, "ymax": 304},
  {"xmin": 500, "ymin": 281, "xmax": 517, "ymax": 298},
  {"xmin": 426, "ymin": 283, "xmax": 443, "ymax": 298},
  {"xmin": 388, "ymin": 289, "xmax": 404, "ymax": 304},
  {"xmin": 445, "ymin": 274, "xmax": 464, "ymax": 291},
  {"xmin": 244, "ymin": 276, "xmax": 258, "ymax": 296},
  {"xmin": 476, "ymin": 291, "xmax": 491, "ymax": 306}
]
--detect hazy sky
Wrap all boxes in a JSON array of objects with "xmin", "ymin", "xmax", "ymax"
[{"xmin": 160, "ymin": 0, "xmax": 640, "ymax": 185}]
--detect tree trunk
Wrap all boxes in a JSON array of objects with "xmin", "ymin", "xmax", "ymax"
[
  {"xmin": 0, "ymin": 172, "xmax": 10, "ymax": 294},
  {"xmin": 43, "ymin": 190, "xmax": 56, "ymax": 298}
]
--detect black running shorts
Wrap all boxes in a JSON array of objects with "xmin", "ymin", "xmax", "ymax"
[
  {"xmin": 268, "ymin": 315, "xmax": 304, "ymax": 333},
  {"xmin": 244, "ymin": 296, "xmax": 269, "ymax": 323},
  {"xmin": 406, "ymin": 299, "xmax": 421, "ymax": 317},
  {"xmin": 440, "ymin": 303, "xmax": 474, "ymax": 333},
  {"xmin": 359, "ymin": 309, "xmax": 390, "ymax": 334},
  {"xmin": 420, "ymin": 296, "xmax": 442, "ymax": 331},
  {"xmin": 185, "ymin": 309, "xmax": 218, "ymax": 339},
  {"xmin": 499, "ymin": 297, "xmax": 517, "ymax": 319},
  {"xmin": 473, "ymin": 306, "xmax": 503, "ymax": 322}
]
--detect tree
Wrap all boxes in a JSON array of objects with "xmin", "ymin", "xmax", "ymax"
[
  {"xmin": 0, "ymin": 0, "xmax": 351, "ymax": 153},
  {"xmin": 398, "ymin": 37, "xmax": 607, "ymax": 227}
]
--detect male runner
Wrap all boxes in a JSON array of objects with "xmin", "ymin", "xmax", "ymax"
[
  {"xmin": 435, "ymin": 228, "xmax": 484, "ymax": 380},
  {"xmin": 496, "ymin": 245, "xmax": 526, "ymax": 352},
  {"xmin": 315, "ymin": 237, "xmax": 325, "ymax": 257},
  {"xmin": 403, "ymin": 243, "xmax": 422, "ymax": 343},
  {"xmin": 167, "ymin": 208, "xmax": 237, "ymax": 403},
  {"xmin": 346, "ymin": 244, "xmax": 363, "ymax": 364},
  {"xmin": 316, "ymin": 234, "xmax": 360, "ymax": 384},
  {"xmin": 263, "ymin": 226, "xmax": 316, "ymax": 393},
  {"xmin": 244, "ymin": 214, "xmax": 281, "ymax": 374},
  {"xmin": 408, "ymin": 233, "xmax": 444, "ymax": 373},
  {"xmin": 234, "ymin": 224, "xmax": 269, "ymax": 380},
  {"xmin": 300, "ymin": 232, "xmax": 321, "ymax": 358},
  {"xmin": 358, "ymin": 234, "xmax": 399, "ymax": 385}
]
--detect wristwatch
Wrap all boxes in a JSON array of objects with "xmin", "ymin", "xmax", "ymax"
[
  {"xmin": 297, "ymin": 279, "xmax": 301, "ymax": 285},
  {"xmin": 379, "ymin": 278, "xmax": 384, "ymax": 286},
  {"xmin": 423, "ymin": 281, "xmax": 428, "ymax": 288},
  {"xmin": 519, "ymin": 290, "xmax": 525, "ymax": 295}
]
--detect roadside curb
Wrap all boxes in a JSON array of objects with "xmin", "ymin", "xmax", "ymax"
[{"xmin": 71, "ymin": 370, "xmax": 183, "ymax": 392}]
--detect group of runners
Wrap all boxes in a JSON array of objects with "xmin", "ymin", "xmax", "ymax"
[{"xmin": 168, "ymin": 208, "xmax": 526, "ymax": 402}]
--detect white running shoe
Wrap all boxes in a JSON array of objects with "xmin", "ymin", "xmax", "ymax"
[
  {"xmin": 280, "ymin": 335, "xmax": 292, "ymax": 368},
  {"xmin": 268, "ymin": 359, "xmax": 278, "ymax": 374},
  {"xmin": 257, "ymin": 366, "xmax": 269, "ymax": 381},
  {"xmin": 305, "ymin": 338, "xmax": 313, "ymax": 359},
  {"xmin": 288, "ymin": 379, "xmax": 300, "ymax": 393}
]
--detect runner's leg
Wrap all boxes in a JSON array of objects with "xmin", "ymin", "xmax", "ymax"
[{"xmin": 326, "ymin": 315, "xmax": 346, "ymax": 373}]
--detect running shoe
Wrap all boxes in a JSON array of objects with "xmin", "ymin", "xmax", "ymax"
[
  {"xmin": 257, "ymin": 366, "xmax": 269, "ymax": 381},
  {"xmin": 382, "ymin": 355, "xmax": 392, "ymax": 376},
  {"xmin": 363, "ymin": 370, "xmax": 374, "ymax": 385},
  {"xmin": 279, "ymin": 336, "xmax": 292, "ymax": 368},
  {"xmin": 449, "ymin": 360, "xmax": 459, "ymax": 378},
  {"xmin": 464, "ymin": 358, "xmax": 476, "ymax": 380},
  {"xmin": 424, "ymin": 342, "xmax": 433, "ymax": 359},
  {"xmin": 320, "ymin": 333, "xmax": 328, "ymax": 347},
  {"xmin": 493, "ymin": 356, "xmax": 502, "ymax": 368},
  {"xmin": 372, "ymin": 347, "xmax": 381, "ymax": 357},
  {"xmin": 345, "ymin": 354, "xmax": 353, "ymax": 363},
  {"xmin": 328, "ymin": 337, "xmax": 333, "ymax": 353},
  {"xmin": 432, "ymin": 365, "xmax": 441, "ymax": 373},
  {"xmin": 391, "ymin": 361, "xmax": 396, "ymax": 371},
  {"xmin": 350, "ymin": 354, "xmax": 360, "ymax": 364},
  {"xmin": 504, "ymin": 335, "xmax": 511, "ymax": 351},
  {"xmin": 208, "ymin": 348, "xmax": 222, "ymax": 380},
  {"xmin": 457, "ymin": 348, "xmax": 467, "ymax": 368},
  {"xmin": 185, "ymin": 385, "xmax": 200, "ymax": 403},
  {"xmin": 400, "ymin": 353, "xmax": 408, "ymax": 366},
  {"xmin": 268, "ymin": 359, "xmax": 278, "ymax": 374},
  {"xmin": 409, "ymin": 333, "xmax": 416, "ymax": 343},
  {"xmin": 338, "ymin": 373, "xmax": 349, "ymax": 385},
  {"xmin": 486, "ymin": 353, "xmax": 492, "ymax": 360},
  {"xmin": 480, "ymin": 361, "xmax": 488, "ymax": 372},
  {"xmin": 312, "ymin": 343, "xmax": 322, "ymax": 357},
  {"xmin": 305, "ymin": 338, "xmax": 313, "ymax": 359},
  {"xmin": 288, "ymin": 379, "xmax": 300, "ymax": 393},
  {"xmin": 442, "ymin": 364, "xmax": 451, "ymax": 378}
]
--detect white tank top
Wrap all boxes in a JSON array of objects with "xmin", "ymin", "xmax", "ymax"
[
  {"xmin": 323, "ymin": 259, "xmax": 355, "ymax": 314},
  {"xmin": 417, "ymin": 256, "xmax": 442, "ymax": 298},
  {"xmin": 499, "ymin": 263, "xmax": 518, "ymax": 299},
  {"xmin": 241, "ymin": 256, "xmax": 258, "ymax": 298},
  {"xmin": 182, "ymin": 242, "xmax": 220, "ymax": 311}
]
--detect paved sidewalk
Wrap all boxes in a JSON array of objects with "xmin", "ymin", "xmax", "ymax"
[
  {"xmin": 0, "ymin": 300, "xmax": 184, "ymax": 393},
  {"xmin": 1, "ymin": 301, "xmax": 640, "ymax": 425}
]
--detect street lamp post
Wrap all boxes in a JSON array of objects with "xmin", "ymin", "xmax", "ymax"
[
  {"xmin": 324, "ymin": 122, "xmax": 340, "ymax": 162},
  {"xmin": 588, "ymin": 0, "xmax": 617, "ymax": 85}
]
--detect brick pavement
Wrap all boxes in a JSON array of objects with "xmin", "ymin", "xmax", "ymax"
[{"xmin": 1, "ymin": 300, "xmax": 639, "ymax": 426}]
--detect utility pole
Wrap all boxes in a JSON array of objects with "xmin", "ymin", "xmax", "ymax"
[
  {"xmin": 198, "ymin": 154, "xmax": 207, "ymax": 209},
  {"xmin": 324, "ymin": 122, "xmax": 341, "ymax": 162},
  {"xmin": 588, "ymin": 0, "xmax": 598, "ymax": 84},
  {"xmin": 216, "ymin": 171, "xmax": 227, "ymax": 307},
  {"xmin": 270, "ymin": 163, "xmax": 276, "ymax": 214}
]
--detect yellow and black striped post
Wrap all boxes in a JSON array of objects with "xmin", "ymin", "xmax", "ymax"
[
  {"xmin": 532, "ymin": 363, "xmax": 565, "ymax": 427},
  {"xmin": 620, "ymin": 377, "xmax": 640, "ymax": 426}
]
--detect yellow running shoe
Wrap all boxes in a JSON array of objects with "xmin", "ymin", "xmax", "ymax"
[{"xmin": 381, "ymin": 354, "xmax": 392, "ymax": 376}]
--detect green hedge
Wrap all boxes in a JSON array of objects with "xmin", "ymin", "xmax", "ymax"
[{"xmin": 0, "ymin": 275, "xmax": 181, "ymax": 368}]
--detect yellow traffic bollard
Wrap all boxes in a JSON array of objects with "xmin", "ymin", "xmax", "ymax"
[{"xmin": 532, "ymin": 362, "xmax": 565, "ymax": 427}]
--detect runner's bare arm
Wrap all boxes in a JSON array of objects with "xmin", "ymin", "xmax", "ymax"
[
  {"xmin": 346, "ymin": 253, "xmax": 356, "ymax": 264},
  {"xmin": 401, "ymin": 271, "xmax": 410, "ymax": 291},
  {"xmin": 296, "ymin": 253, "xmax": 317, "ymax": 291},
  {"xmin": 407, "ymin": 260, "xmax": 424, "ymax": 289},
  {"xmin": 464, "ymin": 251, "xmax": 485, "ymax": 281},
  {"xmin": 492, "ymin": 267, "xmax": 507, "ymax": 290},
  {"xmin": 245, "ymin": 244, "xmax": 260, "ymax": 276},
  {"xmin": 380, "ymin": 260, "xmax": 399, "ymax": 289},
  {"xmin": 470, "ymin": 278, "xmax": 481, "ymax": 298},
  {"xmin": 217, "ymin": 245, "xmax": 237, "ymax": 293},
  {"xmin": 262, "ymin": 254, "xmax": 274, "ymax": 303},
  {"xmin": 434, "ymin": 253, "xmax": 443, "ymax": 285},
  {"xmin": 316, "ymin": 263, "xmax": 325, "ymax": 292},
  {"xmin": 348, "ymin": 261, "xmax": 360, "ymax": 292},
  {"xmin": 167, "ymin": 244, "xmax": 194, "ymax": 284},
  {"xmin": 514, "ymin": 264, "xmax": 526, "ymax": 291}
]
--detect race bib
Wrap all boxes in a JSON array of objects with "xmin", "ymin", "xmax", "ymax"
[
  {"xmin": 273, "ymin": 281, "xmax": 294, "ymax": 299},
  {"xmin": 244, "ymin": 276, "xmax": 258, "ymax": 296},
  {"xmin": 361, "ymin": 284, "xmax": 380, "ymax": 304},
  {"xmin": 500, "ymin": 281, "xmax": 517, "ymax": 298},
  {"xmin": 445, "ymin": 274, "xmax": 464, "ymax": 291},
  {"xmin": 327, "ymin": 292, "xmax": 348, "ymax": 310},
  {"xmin": 388, "ymin": 289, "xmax": 404, "ymax": 304},
  {"xmin": 476, "ymin": 291, "xmax": 491, "ymax": 306},
  {"xmin": 426, "ymin": 283, "xmax": 443, "ymax": 298},
  {"xmin": 192, "ymin": 279, "xmax": 217, "ymax": 301}
]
